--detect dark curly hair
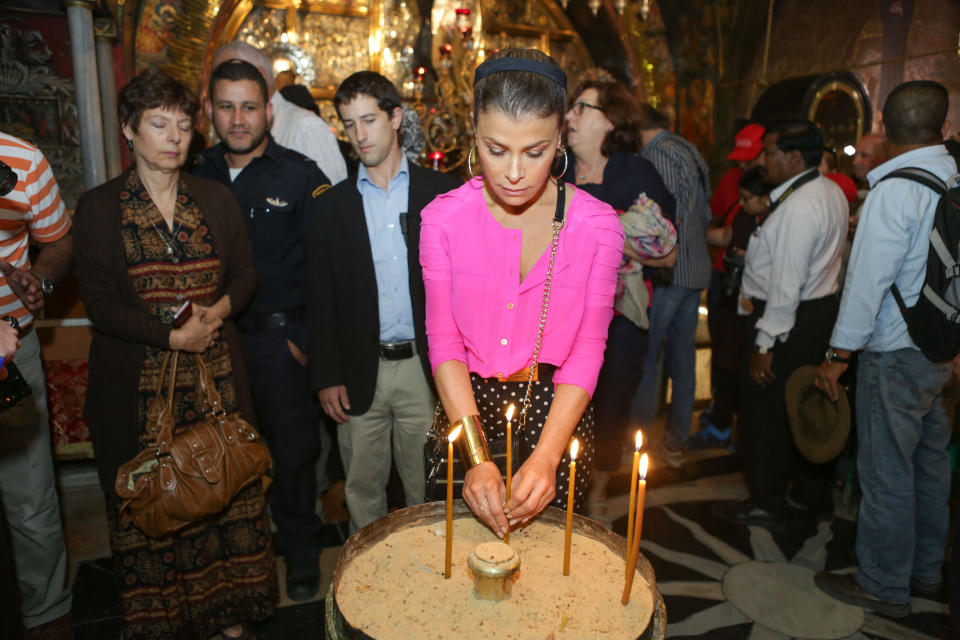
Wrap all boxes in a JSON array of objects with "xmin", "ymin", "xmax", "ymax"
[
  {"xmin": 569, "ymin": 79, "xmax": 642, "ymax": 157},
  {"xmin": 118, "ymin": 69, "xmax": 199, "ymax": 133}
]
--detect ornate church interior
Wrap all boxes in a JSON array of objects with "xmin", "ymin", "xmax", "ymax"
[{"xmin": 1, "ymin": 0, "xmax": 958, "ymax": 638}]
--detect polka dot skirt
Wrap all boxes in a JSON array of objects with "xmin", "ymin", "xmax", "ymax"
[{"xmin": 470, "ymin": 373, "xmax": 595, "ymax": 513}]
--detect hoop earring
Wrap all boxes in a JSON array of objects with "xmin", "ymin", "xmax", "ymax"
[
  {"xmin": 468, "ymin": 147, "xmax": 482, "ymax": 180},
  {"xmin": 551, "ymin": 144, "xmax": 568, "ymax": 180}
]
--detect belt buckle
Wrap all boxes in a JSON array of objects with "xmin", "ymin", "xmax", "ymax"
[{"xmin": 498, "ymin": 364, "xmax": 537, "ymax": 383}]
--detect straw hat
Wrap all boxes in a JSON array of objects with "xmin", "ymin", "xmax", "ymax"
[{"xmin": 785, "ymin": 365, "xmax": 851, "ymax": 463}]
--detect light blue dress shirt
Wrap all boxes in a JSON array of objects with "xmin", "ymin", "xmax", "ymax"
[
  {"xmin": 357, "ymin": 156, "xmax": 416, "ymax": 342},
  {"xmin": 831, "ymin": 144, "xmax": 959, "ymax": 352}
]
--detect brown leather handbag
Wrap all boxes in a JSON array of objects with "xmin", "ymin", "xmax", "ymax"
[{"xmin": 115, "ymin": 350, "xmax": 272, "ymax": 537}]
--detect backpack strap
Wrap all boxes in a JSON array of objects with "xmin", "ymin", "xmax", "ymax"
[
  {"xmin": 879, "ymin": 167, "xmax": 953, "ymax": 321},
  {"xmin": 877, "ymin": 167, "xmax": 947, "ymax": 195}
]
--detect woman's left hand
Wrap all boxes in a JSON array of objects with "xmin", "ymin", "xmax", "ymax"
[{"xmin": 504, "ymin": 451, "xmax": 557, "ymax": 526}]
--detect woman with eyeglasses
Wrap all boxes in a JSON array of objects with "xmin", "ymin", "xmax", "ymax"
[
  {"xmin": 565, "ymin": 78, "xmax": 678, "ymax": 524},
  {"xmin": 420, "ymin": 49, "xmax": 624, "ymax": 536}
]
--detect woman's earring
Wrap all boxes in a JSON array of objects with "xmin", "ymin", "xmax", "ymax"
[
  {"xmin": 126, "ymin": 138, "xmax": 133, "ymax": 150},
  {"xmin": 467, "ymin": 147, "xmax": 482, "ymax": 180},
  {"xmin": 551, "ymin": 143, "xmax": 569, "ymax": 180}
]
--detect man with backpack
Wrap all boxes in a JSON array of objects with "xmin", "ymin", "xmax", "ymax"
[{"xmin": 814, "ymin": 80, "xmax": 958, "ymax": 618}]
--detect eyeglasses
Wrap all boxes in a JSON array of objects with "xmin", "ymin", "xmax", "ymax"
[
  {"xmin": 0, "ymin": 161, "xmax": 16, "ymax": 197},
  {"xmin": 570, "ymin": 101, "xmax": 604, "ymax": 116}
]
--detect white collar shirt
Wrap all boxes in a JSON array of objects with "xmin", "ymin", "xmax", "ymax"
[
  {"xmin": 742, "ymin": 169, "xmax": 849, "ymax": 348},
  {"xmin": 270, "ymin": 92, "xmax": 348, "ymax": 184}
]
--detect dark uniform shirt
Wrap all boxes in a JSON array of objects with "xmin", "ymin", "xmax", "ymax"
[{"xmin": 193, "ymin": 135, "xmax": 331, "ymax": 322}]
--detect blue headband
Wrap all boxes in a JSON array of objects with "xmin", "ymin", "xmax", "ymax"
[{"xmin": 473, "ymin": 57, "xmax": 567, "ymax": 91}]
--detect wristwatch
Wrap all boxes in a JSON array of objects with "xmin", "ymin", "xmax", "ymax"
[
  {"xmin": 40, "ymin": 278, "xmax": 54, "ymax": 296},
  {"xmin": 824, "ymin": 347, "xmax": 851, "ymax": 364}
]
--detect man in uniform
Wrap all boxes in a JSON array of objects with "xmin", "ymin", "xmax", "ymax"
[
  {"xmin": 307, "ymin": 71, "xmax": 459, "ymax": 531},
  {"xmin": 193, "ymin": 59, "xmax": 331, "ymax": 601}
]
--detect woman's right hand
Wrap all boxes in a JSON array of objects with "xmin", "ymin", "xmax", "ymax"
[
  {"xmin": 462, "ymin": 461, "xmax": 509, "ymax": 538},
  {"xmin": 169, "ymin": 310, "xmax": 222, "ymax": 353}
]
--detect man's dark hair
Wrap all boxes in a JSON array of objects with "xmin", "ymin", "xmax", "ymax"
[
  {"xmin": 209, "ymin": 59, "xmax": 269, "ymax": 104},
  {"xmin": 207, "ymin": 58, "xmax": 270, "ymax": 104},
  {"xmin": 334, "ymin": 71, "xmax": 403, "ymax": 116},
  {"xmin": 882, "ymin": 80, "xmax": 949, "ymax": 146},
  {"xmin": 767, "ymin": 119, "xmax": 824, "ymax": 168},
  {"xmin": 472, "ymin": 47, "xmax": 566, "ymax": 126},
  {"xmin": 569, "ymin": 79, "xmax": 641, "ymax": 156},
  {"xmin": 638, "ymin": 103, "xmax": 670, "ymax": 131},
  {"xmin": 738, "ymin": 165, "xmax": 775, "ymax": 197},
  {"xmin": 118, "ymin": 69, "xmax": 199, "ymax": 132}
]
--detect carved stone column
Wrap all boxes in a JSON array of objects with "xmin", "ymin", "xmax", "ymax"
[
  {"xmin": 64, "ymin": 0, "xmax": 106, "ymax": 188},
  {"xmin": 94, "ymin": 16, "xmax": 121, "ymax": 179}
]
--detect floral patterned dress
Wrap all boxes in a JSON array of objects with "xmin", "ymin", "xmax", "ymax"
[{"xmin": 105, "ymin": 170, "xmax": 276, "ymax": 640}]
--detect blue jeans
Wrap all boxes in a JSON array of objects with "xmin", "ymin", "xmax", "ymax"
[
  {"xmin": 631, "ymin": 284, "xmax": 702, "ymax": 446},
  {"xmin": 854, "ymin": 349, "xmax": 957, "ymax": 603}
]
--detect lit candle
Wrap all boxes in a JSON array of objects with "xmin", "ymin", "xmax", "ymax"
[
  {"xmin": 562, "ymin": 439, "xmax": 579, "ymax": 576},
  {"xmin": 445, "ymin": 424, "xmax": 463, "ymax": 579},
  {"xmin": 504, "ymin": 404, "xmax": 516, "ymax": 545},
  {"xmin": 625, "ymin": 430, "xmax": 643, "ymax": 556},
  {"xmin": 622, "ymin": 453, "xmax": 648, "ymax": 603}
]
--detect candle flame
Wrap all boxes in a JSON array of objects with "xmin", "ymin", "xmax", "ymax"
[
  {"xmin": 448, "ymin": 424, "xmax": 463, "ymax": 442},
  {"xmin": 570, "ymin": 439, "xmax": 579, "ymax": 461},
  {"xmin": 635, "ymin": 430, "xmax": 643, "ymax": 450},
  {"xmin": 506, "ymin": 404, "xmax": 515, "ymax": 421},
  {"xmin": 639, "ymin": 453, "xmax": 649, "ymax": 479}
]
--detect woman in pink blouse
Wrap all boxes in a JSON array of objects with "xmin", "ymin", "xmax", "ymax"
[{"xmin": 420, "ymin": 48, "xmax": 624, "ymax": 537}]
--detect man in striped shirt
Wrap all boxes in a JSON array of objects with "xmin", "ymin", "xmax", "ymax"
[
  {"xmin": 0, "ymin": 130, "xmax": 74, "ymax": 638},
  {"xmin": 632, "ymin": 105, "xmax": 713, "ymax": 454}
]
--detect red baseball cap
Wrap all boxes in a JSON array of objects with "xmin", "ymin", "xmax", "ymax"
[{"xmin": 728, "ymin": 123, "xmax": 766, "ymax": 161}]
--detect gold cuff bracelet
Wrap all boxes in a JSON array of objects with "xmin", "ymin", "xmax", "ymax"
[{"xmin": 454, "ymin": 415, "xmax": 492, "ymax": 469}]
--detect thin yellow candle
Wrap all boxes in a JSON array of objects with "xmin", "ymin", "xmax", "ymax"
[
  {"xmin": 622, "ymin": 453, "xmax": 649, "ymax": 604},
  {"xmin": 562, "ymin": 438, "xmax": 579, "ymax": 576},
  {"xmin": 504, "ymin": 404, "xmax": 516, "ymax": 545},
  {"xmin": 445, "ymin": 424, "xmax": 463, "ymax": 579},
  {"xmin": 625, "ymin": 430, "xmax": 643, "ymax": 555}
]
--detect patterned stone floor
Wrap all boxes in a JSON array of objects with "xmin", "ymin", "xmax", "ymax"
[{"xmin": 63, "ymin": 433, "xmax": 951, "ymax": 639}]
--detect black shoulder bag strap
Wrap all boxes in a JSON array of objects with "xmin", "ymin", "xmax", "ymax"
[{"xmin": 876, "ymin": 167, "xmax": 948, "ymax": 314}]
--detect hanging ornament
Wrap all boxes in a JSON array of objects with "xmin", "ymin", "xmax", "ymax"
[
  {"xmin": 639, "ymin": 0, "xmax": 651, "ymax": 21},
  {"xmin": 615, "ymin": 0, "xmax": 626, "ymax": 15},
  {"xmin": 588, "ymin": 0, "xmax": 601, "ymax": 16}
]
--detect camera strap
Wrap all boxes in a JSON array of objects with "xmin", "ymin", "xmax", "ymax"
[{"xmin": 753, "ymin": 168, "xmax": 819, "ymax": 235}]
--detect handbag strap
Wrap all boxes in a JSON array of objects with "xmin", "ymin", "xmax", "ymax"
[
  {"xmin": 195, "ymin": 356, "xmax": 227, "ymax": 417},
  {"xmin": 148, "ymin": 350, "xmax": 179, "ymax": 455},
  {"xmin": 519, "ymin": 179, "xmax": 566, "ymax": 428}
]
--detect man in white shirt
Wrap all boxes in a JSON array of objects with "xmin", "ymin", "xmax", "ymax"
[
  {"xmin": 813, "ymin": 81, "xmax": 957, "ymax": 618},
  {"xmin": 714, "ymin": 120, "xmax": 848, "ymax": 528},
  {"xmin": 211, "ymin": 42, "xmax": 347, "ymax": 185}
]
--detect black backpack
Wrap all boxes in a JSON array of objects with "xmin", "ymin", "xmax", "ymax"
[{"xmin": 878, "ymin": 156, "xmax": 960, "ymax": 361}]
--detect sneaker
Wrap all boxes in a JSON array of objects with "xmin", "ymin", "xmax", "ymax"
[
  {"xmin": 661, "ymin": 439, "xmax": 686, "ymax": 457},
  {"xmin": 687, "ymin": 424, "xmax": 732, "ymax": 450},
  {"xmin": 712, "ymin": 499, "xmax": 780, "ymax": 527},
  {"xmin": 814, "ymin": 571, "xmax": 911, "ymax": 618},
  {"xmin": 910, "ymin": 576, "xmax": 943, "ymax": 597}
]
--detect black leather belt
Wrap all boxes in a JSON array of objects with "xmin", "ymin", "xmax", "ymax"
[
  {"xmin": 239, "ymin": 308, "xmax": 304, "ymax": 333},
  {"xmin": 379, "ymin": 341, "xmax": 416, "ymax": 360}
]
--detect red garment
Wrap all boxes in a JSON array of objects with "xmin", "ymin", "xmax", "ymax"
[
  {"xmin": 710, "ymin": 167, "xmax": 743, "ymax": 271},
  {"xmin": 826, "ymin": 172, "xmax": 858, "ymax": 207}
]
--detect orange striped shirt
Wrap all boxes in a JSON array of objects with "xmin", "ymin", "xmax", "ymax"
[{"xmin": 0, "ymin": 131, "xmax": 72, "ymax": 326}]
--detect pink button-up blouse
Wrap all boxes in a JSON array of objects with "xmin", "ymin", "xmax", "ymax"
[{"xmin": 420, "ymin": 179, "xmax": 624, "ymax": 396}]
